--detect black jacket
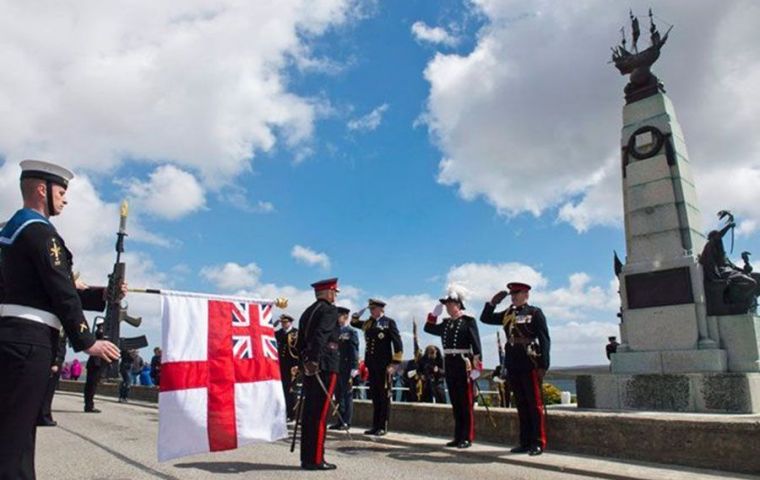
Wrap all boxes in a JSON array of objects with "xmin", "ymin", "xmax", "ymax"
[
  {"xmin": 480, "ymin": 303, "xmax": 550, "ymax": 372},
  {"xmin": 275, "ymin": 327, "xmax": 299, "ymax": 370},
  {"xmin": 424, "ymin": 314, "xmax": 481, "ymax": 378},
  {"xmin": 0, "ymin": 221, "xmax": 103, "ymax": 351},
  {"xmin": 296, "ymin": 299, "xmax": 340, "ymax": 373},
  {"xmin": 351, "ymin": 315, "xmax": 403, "ymax": 370}
]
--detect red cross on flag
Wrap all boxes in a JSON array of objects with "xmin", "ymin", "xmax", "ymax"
[{"xmin": 157, "ymin": 291, "xmax": 287, "ymax": 462}]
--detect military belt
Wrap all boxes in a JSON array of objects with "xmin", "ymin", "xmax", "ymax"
[
  {"xmin": 443, "ymin": 348, "xmax": 470, "ymax": 355},
  {"xmin": 0, "ymin": 304, "xmax": 62, "ymax": 330},
  {"xmin": 509, "ymin": 337, "xmax": 533, "ymax": 345}
]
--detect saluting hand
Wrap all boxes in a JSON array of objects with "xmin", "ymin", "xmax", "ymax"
[
  {"xmin": 491, "ymin": 291, "xmax": 508, "ymax": 305},
  {"xmin": 85, "ymin": 340, "xmax": 121, "ymax": 362}
]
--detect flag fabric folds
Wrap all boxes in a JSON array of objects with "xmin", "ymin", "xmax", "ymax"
[{"xmin": 157, "ymin": 290, "xmax": 286, "ymax": 462}]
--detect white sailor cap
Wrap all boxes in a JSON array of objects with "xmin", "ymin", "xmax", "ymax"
[{"xmin": 20, "ymin": 159, "xmax": 74, "ymax": 188}]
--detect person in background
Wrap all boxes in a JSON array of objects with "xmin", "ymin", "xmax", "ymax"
[
  {"xmin": 330, "ymin": 306, "xmax": 358, "ymax": 430},
  {"xmin": 418, "ymin": 345, "xmax": 445, "ymax": 403},
  {"xmin": 119, "ymin": 349, "xmax": 135, "ymax": 403},
  {"xmin": 70, "ymin": 358, "xmax": 82, "ymax": 381},
  {"xmin": 130, "ymin": 350, "xmax": 145, "ymax": 385},
  {"xmin": 60, "ymin": 361, "xmax": 71, "ymax": 380},
  {"xmin": 150, "ymin": 347, "xmax": 162, "ymax": 387},
  {"xmin": 606, "ymin": 336, "xmax": 620, "ymax": 361}
]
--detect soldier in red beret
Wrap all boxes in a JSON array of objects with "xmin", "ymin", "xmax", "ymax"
[
  {"xmin": 295, "ymin": 278, "xmax": 341, "ymax": 470},
  {"xmin": 480, "ymin": 282, "xmax": 551, "ymax": 456}
]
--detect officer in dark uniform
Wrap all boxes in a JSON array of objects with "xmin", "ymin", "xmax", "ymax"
[
  {"xmin": 84, "ymin": 318, "xmax": 106, "ymax": 413},
  {"xmin": 425, "ymin": 289, "xmax": 482, "ymax": 448},
  {"xmin": 480, "ymin": 282, "xmax": 550, "ymax": 456},
  {"xmin": 275, "ymin": 314, "xmax": 299, "ymax": 421},
  {"xmin": 350, "ymin": 298, "xmax": 403, "ymax": 436},
  {"xmin": 330, "ymin": 306, "xmax": 358, "ymax": 430},
  {"xmin": 0, "ymin": 160, "xmax": 121, "ymax": 479},
  {"xmin": 36, "ymin": 330, "xmax": 68, "ymax": 426},
  {"xmin": 295, "ymin": 278, "xmax": 341, "ymax": 471}
]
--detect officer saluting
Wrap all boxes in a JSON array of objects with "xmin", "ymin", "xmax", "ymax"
[
  {"xmin": 350, "ymin": 298, "xmax": 403, "ymax": 436},
  {"xmin": 424, "ymin": 287, "xmax": 482, "ymax": 449},
  {"xmin": 275, "ymin": 314, "xmax": 299, "ymax": 421},
  {"xmin": 295, "ymin": 278, "xmax": 341, "ymax": 471},
  {"xmin": 480, "ymin": 282, "xmax": 550, "ymax": 456},
  {"xmin": 0, "ymin": 160, "xmax": 121, "ymax": 479}
]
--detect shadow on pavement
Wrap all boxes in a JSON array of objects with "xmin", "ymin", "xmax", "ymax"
[{"xmin": 174, "ymin": 462, "xmax": 302, "ymax": 473}]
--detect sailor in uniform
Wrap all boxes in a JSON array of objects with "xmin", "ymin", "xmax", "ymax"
[
  {"xmin": 350, "ymin": 298, "xmax": 403, "ymax": 436},
  {"xmin": 0, "ymin": 160, "xmax": 121, "ymax": 479},
  {"xmin": 275, "ymin": 314, "xmax": 299, "ymax": 421},
  {"xmin": 424, "ymin": 287, "xmax": 482, "ymax": 448}
]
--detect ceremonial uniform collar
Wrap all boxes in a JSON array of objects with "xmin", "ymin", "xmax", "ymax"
[{"xmin": 0, "ymin": 208, "xmax": 53, "ymax": 246}]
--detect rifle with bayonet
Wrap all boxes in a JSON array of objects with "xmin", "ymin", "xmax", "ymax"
[{"xmin": 103, "ymin": 200, "xmax": 146, "ymax": 378}]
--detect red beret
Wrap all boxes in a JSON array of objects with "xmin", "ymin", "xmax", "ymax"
[{"xmin": 311, "ymin": 277, "xmax": 339, "ymax": 293}]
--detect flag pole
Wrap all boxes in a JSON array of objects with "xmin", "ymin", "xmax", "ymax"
[{"xmin": 128, "ymin": 288, "xmax": 289, "ymax": 308}]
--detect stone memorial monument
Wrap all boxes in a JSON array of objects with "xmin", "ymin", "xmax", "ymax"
[{"xmin": 577, "ymin": 10, "xmax": 760, "ymax": 413}]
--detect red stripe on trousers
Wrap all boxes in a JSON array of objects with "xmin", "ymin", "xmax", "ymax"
[
  {"xmin": 467, "ymin": 378, "xmax": 475, "ymax": 441},
  {"xmin": 315, "ymin": 373, "xmax": 337, "ymax": 464},
  {"xmin": 531, "ymin": 370, "xmax": 547, "ymax": 449}
]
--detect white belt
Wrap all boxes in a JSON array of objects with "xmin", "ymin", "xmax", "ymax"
[
  {"xmin": 0, "ymin": 304, "xmax": 62, "ymax": 330},
  {"xmin": 443, "ymin": 348, "xmax": 471, "ymax": 355}
]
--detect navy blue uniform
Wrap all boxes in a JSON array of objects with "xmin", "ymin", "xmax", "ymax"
[
  {"xmin": 350, "ymin": 315, "xmax": 403, "ymax": 432},
  {"xmin": 481, "ymin": 302, "xmax": 550, "ymax": 450},
  {"xmin": 335, "ymin": 325, "xmax": 358, "ymax": 426},
  {"xmin": 0, "ymin": 209, "xmax": 105, "ymax": 479},
  {"xmin": 275, "ymin": 326, "xmax": 299, "ymax": 420},
  {"xmin": 424, "ymin": 315, "xmax": 481, "ymax": 444}
]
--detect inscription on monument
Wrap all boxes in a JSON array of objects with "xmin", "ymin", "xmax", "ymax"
[{"xmin": 625, "ymin": 267, "xmax": 694, "ymax": 309}]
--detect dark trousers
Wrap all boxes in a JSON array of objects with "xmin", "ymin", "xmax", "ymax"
[
  {"xmin": 279, "ymin": 365, "xmax": 297, "ymax": 420},
  {"xmin": 334, "ymin": 369, "xmax": 353, "ymax": 426},
  {"xmin": 300, "ymin": 371, "xmax": 336, "ymax": 466},
  {"xmin": 119, "ymin": 367, "xmax": 131, "ymax": 399},
  {"xmin": 37, "ymin": 370, "xmax": 60, "ymax": 424},
  {"xmin": 0, "ymin": 342, "xmax": 53, "ymax": 480},
  {"xmin": 445, "ymin": 374, "xmax": 475, "ymax": 442},
  {"xmin": 368, "ymin": 366, "xmax": 390, "ymax": 431},
  {"xmin": 508, "ymin": 369, "xmax": 546, "ymax": 449},
  {"xmin": 84, "ymin": 362, "xmax": 102, "ymax": 410},
  {"xmin": 422, "ymin": 380, "xmax": 446, "ymax": 403}
]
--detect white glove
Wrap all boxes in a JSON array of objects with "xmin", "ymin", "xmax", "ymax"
[
  {"xmin": 432, "ymin": 303, "xmax": 444, "ymax": 317},
  {"xmin": 469, "ymin": 369, "xmax": 481, "ymax": 380}
]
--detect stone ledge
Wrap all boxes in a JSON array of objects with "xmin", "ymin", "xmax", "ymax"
[{"xmin": 59, "ymin": 380, "xmax": 760, "ymax": 475}]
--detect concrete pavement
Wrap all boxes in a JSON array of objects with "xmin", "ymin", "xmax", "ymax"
[{"xmin": 35, "ymin": 392, "xmax": 757, "ymax": 480}]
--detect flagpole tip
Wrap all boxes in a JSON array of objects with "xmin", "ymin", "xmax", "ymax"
[{"xmin": 275, "ymin": 297, "xmax": 289, "ymax": 309}]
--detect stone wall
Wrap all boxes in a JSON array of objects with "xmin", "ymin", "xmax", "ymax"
[{"xmin": 58, "ymin": 380, "xmax": 760, "ymax": 474}]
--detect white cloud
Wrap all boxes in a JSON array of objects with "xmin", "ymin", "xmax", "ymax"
[
  {"xmin": 411, "ymin": 21, "xmax": 459, "ymax": 47},
  {"xmin": 347, "ymin": 103, "xmax": 389, "ymax": 132},
  {"xmin": 421, "ymin": 1, "xmax": 760, "ymax": 233},
  {"xmin": 0, "ymin": 1, "xmax": 354, "ymax": 183},
  {"xmin": 200, "ymin": 262, "xmax": 262, "ymax": 292},
  {"xmin": 123, "ymin": 165, "xmax": 206, "ymax": 220},
  {"xmin": 291, "ymin": 244, "xmax": 331, "ymax": 269}
]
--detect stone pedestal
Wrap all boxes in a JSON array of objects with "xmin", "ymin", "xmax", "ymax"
[{"xmin": 580, "ymin": 90, "xmax": 760, "ymax": 413}]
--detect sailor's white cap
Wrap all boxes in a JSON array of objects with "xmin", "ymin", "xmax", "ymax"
[{"xmin": 19, "ymin": 159, "xmax": 74, "ymax": 188}]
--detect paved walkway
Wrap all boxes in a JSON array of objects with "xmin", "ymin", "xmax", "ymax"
[{"xmin": 35, "ymin": 392, "xmax": 757, "ymax": 480}]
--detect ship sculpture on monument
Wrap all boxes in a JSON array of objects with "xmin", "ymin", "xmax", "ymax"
[{"xmin": 577, "ymin": 10, "xmax": 760, "ymax": 413}]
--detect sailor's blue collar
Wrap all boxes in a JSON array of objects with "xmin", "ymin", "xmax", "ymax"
[{"xmin": 0, "ymin": 209, "xmax": 53, "ymax": 246}]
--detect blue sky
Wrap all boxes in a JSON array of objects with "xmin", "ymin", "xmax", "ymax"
[{"xmin": 1, "ymin": 0, "xmax": 759, "ymax": 368}]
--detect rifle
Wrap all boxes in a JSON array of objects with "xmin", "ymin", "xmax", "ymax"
[
  {"xmin": 412, "ymin": 319, "xmax": 423, "ymax": 401},
  {"xmin": 103, "ymin": 200, "xmax": 146, "ymax": 378}
]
